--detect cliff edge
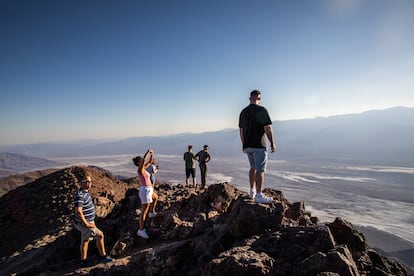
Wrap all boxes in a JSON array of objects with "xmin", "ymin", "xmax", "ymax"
[{"xmin": 0, "ymin": 166, "xmax": 408, "ymax": 275}]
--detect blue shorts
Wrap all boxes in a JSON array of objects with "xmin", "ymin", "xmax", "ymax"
[{"xmin": 245, "ymin": 148, "xmax": 268, "ymax": 172}]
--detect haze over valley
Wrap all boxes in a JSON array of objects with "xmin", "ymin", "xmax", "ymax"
[{"xmin": 2, "ymin": 107, "xmax": 414, "ymax": 164}]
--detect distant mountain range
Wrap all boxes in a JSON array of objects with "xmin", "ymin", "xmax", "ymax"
[
  {"xmin": 1, "ymin": 107, "xmax": 413, "ymax": 165},
  {"xmin": 0, "ymin": 152, "xmax": 63, "ymax": 176},
  {"xmin": 0, "ymin": 168, "xmax": 59, "ymax": 196}
]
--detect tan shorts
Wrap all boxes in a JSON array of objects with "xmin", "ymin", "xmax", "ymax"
[{"xmin": 74, "ymin": 222, "xmax": 103, "ymax": 241}]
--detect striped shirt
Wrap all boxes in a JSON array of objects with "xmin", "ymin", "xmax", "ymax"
[{"xmin": 73, "ymin": 189, "xmax": 96, "ymax": 224}]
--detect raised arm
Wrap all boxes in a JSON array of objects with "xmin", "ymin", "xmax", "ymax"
[
  {"xmin": 139, "ymin": 149, "xmax": 154, "ymax": 175},
  {"xmin": 149, "ymin": 152, "xmax": 155, "ymax": 165}
]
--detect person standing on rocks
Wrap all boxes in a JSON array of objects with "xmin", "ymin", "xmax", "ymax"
[
  {"xmin": 195, "ymin": 145, "xmax": 211, "ymax": 188},
  {"xmin": 183, "ymin": 145, "xmax": 197, "ymax": 187},
  {"xmin": 133, "ymin": 149, "xmax": 159, "ymax": 239},
  {"xmin": 239, "ymin": 90, "xmax": 276, "ymax": 204},
  {"xmin": 146, "ymin": 152, "xmax": 159, "ymax": 185},
  {"xmin": 73, "ymin": 175, "xmax": 113, "ymax": 267}
]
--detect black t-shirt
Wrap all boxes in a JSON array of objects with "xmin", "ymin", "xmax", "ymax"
[
  {"xmin": 196, "ymin": 150, "xmax": 210, "ymax": 164},
  {"xmin": 239, "ymin": 104, "xmax": 272, "ymax": 149}
]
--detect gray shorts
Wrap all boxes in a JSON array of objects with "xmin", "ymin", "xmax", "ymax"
[
  {"xmin": 74, "ymin": 222, "xmax": 103, "ymax": 241},
  {"xmin": 245, "ymin": 147, "xmax": 268, "ymax": 172}
]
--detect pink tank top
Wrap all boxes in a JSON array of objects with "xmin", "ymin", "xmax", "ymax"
[{"xmin": 138, "ymin": 170, "xmax": 152, "ymax": 187}]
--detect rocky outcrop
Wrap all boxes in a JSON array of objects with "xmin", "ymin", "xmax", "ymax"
[
  {"xmin": 0, "ymin": 166, "xmax": 407, "ymax": 276},
  {"xmin": 0, "ymin": 166, "xmax": 127, "ymax": 261},
  {"xmin": 0, "ymin": 168, "xmax": 58, "ymax": 197}
]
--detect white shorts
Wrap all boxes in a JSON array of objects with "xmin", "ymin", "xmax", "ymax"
[{"xmin": 139, "ymin": 186, "xmax": 154, "ymax": 204}]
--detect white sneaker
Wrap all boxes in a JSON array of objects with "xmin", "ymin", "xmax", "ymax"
[
  {"xmin": 148, "ymin": 211, "xmax": 157, "ymax": 218},
  {"xmin": 249, "ymin": 190, "xmax": 256, "ymax": 199},
  {"xmin": 255, "ymin": 194, "xmax": 273, "ymax": 204},
  {"xmin": 137, "ymin": 229, "xmax": 149, "ymax": 239}
]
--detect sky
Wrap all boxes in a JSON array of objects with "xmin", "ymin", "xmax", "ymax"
[{"xmin": 1, "ymin": 0, "xmax": 413, "ymax": 145}]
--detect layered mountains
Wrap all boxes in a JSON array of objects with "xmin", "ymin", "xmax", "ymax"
[
  {"xmin": 0, "ymin": 152, "xmax": 63, "ymax": 177},
  {"xmin": 1, "ymin": 107, "xmax": 413, "ymax": 164}
]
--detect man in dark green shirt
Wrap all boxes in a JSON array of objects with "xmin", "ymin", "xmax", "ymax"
[
  {"xmin": 239, "ymin": 90, "xmax": 276, "ymax": 204},
  {"xmin": 183, "ymin": 145, "xmax": 197, "ymax": 187}
]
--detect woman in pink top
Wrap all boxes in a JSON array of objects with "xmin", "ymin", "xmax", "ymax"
[{"xmin": 132, "ymin": 149, "xmax": 158, "ymax": 239}]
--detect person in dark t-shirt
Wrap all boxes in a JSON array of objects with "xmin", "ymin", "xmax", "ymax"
[
  {"xmin": 195, "ymin": 145, "xmax": 211, "ymax": 188},
  {"xmin": 239, "ymin": 90, "xmax": 277, "ymax": 204},
  {"xmin": 184, "ymin": 145, "xmax": 197, "ymax": 187}
]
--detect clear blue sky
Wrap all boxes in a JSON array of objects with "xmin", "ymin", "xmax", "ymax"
[{"xmin": 1, "ymin": 0, "xmax": 413, "ymax": 145}]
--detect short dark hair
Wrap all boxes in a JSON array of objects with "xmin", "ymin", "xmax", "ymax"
[{"xmin": 250, "ymin": 90, "xmax": 261, "ymax": 97}]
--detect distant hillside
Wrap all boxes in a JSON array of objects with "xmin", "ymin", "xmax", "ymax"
[
  {"xmin": 1, "ymin": 107, "xmax": 413, "ymax": 164},
  {"xmin": 0, "ymin": 152, "xmax": 63, "ymax": 173},
  {"xmin": 275, "ymin": 106, "xmax": 414, "ymax": 164},
  {"xmin": 0, "ymin": 168, "xmax": 58, "ymax": 197},
  {"xmin": 0, "ymin": 169, "xmax": 17, "ymax": 178}
]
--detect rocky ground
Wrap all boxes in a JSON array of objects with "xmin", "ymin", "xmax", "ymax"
[{"xmin": 0, "ymin": 166, "xmax": 409, "ymax": 275}]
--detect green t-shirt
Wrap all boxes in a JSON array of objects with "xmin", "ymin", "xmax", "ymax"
[
  {"xmin": 239, "ymin": 104, "xmax": 272, "ymax": 149},
  {"xmin": 184, "ymin": 151, "xmax": 196, "ymax": 168}
]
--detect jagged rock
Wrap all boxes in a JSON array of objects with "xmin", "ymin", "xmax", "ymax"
[
  {"xmin": 367, "ymin": 248, "xmax": 408, "ymax": 276},
  {"xmin": 285, "ymin": 201, "xmax": 305, "ymax": 220},
  {"xmin": 0, "ymin": 168, "xmax": 408, "ymax": 276},
  {"xmin": 327, "ymin": 217, "xmax": 408, "ymax": 276},
  {"xmin": 110, "ymin": 232, "xmax": 134, "ymax": 257},
  {"xmin": 327, "ymin": 217, "xmax": 367, "ymax": 258},
  {"xmin": 205, "ymin": 246, "xmax": 274, "ymax": 275},
  {"xmin": 297, "ymin": 245, "xmax": 360, "ymax": 276},
  {"xmin": 95, "ymin": 196, "xmax": 115, "ymax": 218},
  {"xmin": 228, "ymin": 197, "xmax": 285, "ymax": 238}
]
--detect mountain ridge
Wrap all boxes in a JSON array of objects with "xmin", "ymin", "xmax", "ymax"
[
  {"xmin": 1, "ymin": 106, "xmax": 413, "ymax": 164},
  {"xmin": 0, "ymin": 152, "xmax": 63, "ymax": 176}
]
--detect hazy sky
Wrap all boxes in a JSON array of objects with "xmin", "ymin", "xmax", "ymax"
[{"xmin": 1, "ymin": 0, "xmax": 413, "ymax": 145}]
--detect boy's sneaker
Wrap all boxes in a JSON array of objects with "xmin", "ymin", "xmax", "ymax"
[
  {"xmin": 101, "ymin": 255, "xmax": 113, "ymax": 264},
  {"xmin": 255, "ymin": 194, "xmax": 273, "ymax": 204},
  {"xmin": 148, "ymin": 211, "xmax": 157, "ymax": 218},
  {"xmin": 80, "ymin": 259, "xmax": 89, "ymax": 268},
  {"xmin": 249, "ymin": 190, "xmax": 256, "ymax": 199},
  {"xmin": 137, "ymin": 229, "xmax": 149, "ymax": 239}
]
